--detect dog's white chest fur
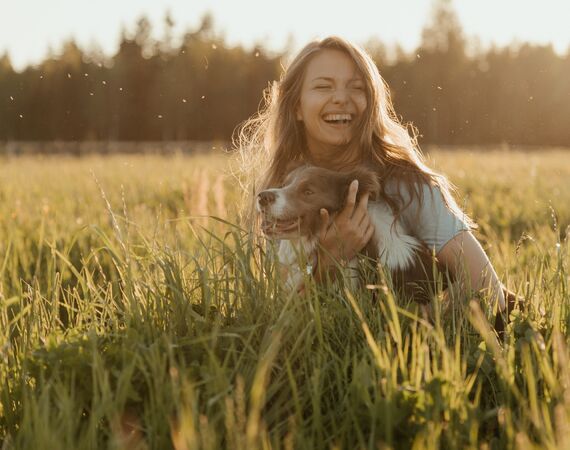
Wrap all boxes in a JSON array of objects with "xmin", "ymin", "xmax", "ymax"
[{"xmin": 367, "ymin": 201, "xmax": 421, "ymax": 270}]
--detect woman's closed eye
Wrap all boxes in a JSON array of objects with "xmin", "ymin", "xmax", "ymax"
[{"xmin": 349, "ymin": 82, "xmax": 365, "ymax": 90}]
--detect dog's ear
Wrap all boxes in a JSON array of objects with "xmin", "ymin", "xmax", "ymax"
[{"xmin": 341, "ymin": 168, "xmax": 380, "ymax": 202}]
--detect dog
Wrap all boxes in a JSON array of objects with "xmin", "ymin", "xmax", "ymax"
[{"xmin": 257, "ymin": 164, "xmax": 444, "ymax": 302}]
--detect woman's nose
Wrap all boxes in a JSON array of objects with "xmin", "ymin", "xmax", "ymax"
[{"xmin": 331, "ymin": 88, "xmax": 349, "ymax": 104}]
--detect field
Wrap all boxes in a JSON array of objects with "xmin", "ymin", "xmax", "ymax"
[{"xmin": 0, "ymin": 148, "xmax": 569, "ymax": 449}]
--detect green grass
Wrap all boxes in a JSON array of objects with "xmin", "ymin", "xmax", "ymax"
[{"xmin": 0, "ymin": 149, "xmax": 569, "ymax": 449}]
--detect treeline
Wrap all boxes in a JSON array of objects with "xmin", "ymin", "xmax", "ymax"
[{"xmin": 1, "ymin": 3, "xmax": 569, "ymax": 146}]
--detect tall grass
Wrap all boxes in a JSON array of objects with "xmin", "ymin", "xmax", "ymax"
[{"xmin": 0, "ymin": 149, "xmax": 568, "ymax": 449}]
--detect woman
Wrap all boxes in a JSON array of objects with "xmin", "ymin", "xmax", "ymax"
[{"xmin": 237, "ymin": 36, "xmax": 509, "ymax": 321}]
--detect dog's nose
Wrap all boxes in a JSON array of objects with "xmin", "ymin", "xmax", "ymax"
[{"xmin": 257, "ymin": 191, "xmax": 276, "ymax": 207}]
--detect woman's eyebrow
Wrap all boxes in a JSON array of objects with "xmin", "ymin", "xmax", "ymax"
[{"xmin": 310, "ymin": 76, "xmax": 363, "ymax": 82}]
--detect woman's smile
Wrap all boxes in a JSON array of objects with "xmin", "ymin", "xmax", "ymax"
[{"xmin": 322, "ymin": 112, "xmax": 353, "ymax": 126}]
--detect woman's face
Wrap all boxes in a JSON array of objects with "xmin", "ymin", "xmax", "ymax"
[{"xmin": 296, "ymin": 49, "xmax": 367, "ymax": 162}]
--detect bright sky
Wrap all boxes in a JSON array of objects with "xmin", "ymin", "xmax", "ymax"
[{"xmin": 1, "ymin": 0, "xmax": 569, "ymax": 71}]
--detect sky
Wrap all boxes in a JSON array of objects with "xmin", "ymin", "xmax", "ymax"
[{"xmin": 1, "ymin": 0, "xmax": 570, "ymax": 71}]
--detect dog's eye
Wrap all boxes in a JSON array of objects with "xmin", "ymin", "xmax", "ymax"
[{"xmin": 304, "ymin": 189, "xmax": 314, "ymax": 196}]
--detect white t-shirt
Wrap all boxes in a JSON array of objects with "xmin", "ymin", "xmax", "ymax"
[{"xmin": 384, "ymin": 180, "xmax": 470, "ymax": 253}]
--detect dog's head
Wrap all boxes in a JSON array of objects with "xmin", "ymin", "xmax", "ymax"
[{"xmin": 257, "ymin": 164, "xmax": 380, "ymax": 238}]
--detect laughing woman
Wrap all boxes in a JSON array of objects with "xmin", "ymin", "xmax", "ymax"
[{"xmin": 237, "ymin": 36, "xmax": 516, "ymax": 329}]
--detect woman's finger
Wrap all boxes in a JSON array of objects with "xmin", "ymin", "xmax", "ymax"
[
  {"xmin": 353, "ymin": 192, "xmax": 370, "ymax": 225},
  {"xmin": 358, "ymin": 210, "xmax": 371, "ymax": 230},
  {"xmin": 363, "ymin": 222, "xmax": 375, "ymax": 245},
  {"xmin": 338, "ymin": 180, "xmax": 359, "ymax": 219},
  {"xmin": 318, "ymin": 208, "xmax": 330, "ymax": 240}
]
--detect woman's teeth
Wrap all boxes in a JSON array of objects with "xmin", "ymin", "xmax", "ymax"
[{"xmin": 323, "ymin": 114, "xmax": 352, "ymax": 124}]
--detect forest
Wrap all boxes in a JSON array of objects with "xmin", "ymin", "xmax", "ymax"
[{"xmin": 1, "ymin": 2, "xmax": 569, "ymax": 146}]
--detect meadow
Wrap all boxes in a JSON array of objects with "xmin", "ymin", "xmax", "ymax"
[{"xmin": 0, "ymin": 148, "xmax": 569, "ymax": 449}]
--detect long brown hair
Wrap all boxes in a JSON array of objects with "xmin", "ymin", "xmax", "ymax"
[{"xmin": 235, "ymin": 36, "xmax": 472, "ymax": 228}]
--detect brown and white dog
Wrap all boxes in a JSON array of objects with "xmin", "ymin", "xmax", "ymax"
[{"xmin": 257, "ymin": 164, "xmax": 443, "ymax": 301}]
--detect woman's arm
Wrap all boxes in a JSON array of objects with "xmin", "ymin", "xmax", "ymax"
[{"xmin": 437, "ymin": 230, "xmax": 506, "ymax": 312}]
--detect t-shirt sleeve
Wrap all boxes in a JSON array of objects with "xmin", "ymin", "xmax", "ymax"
[{"xmin": 394, "ymin": 182, "xmax": 470, "ymax": 253}]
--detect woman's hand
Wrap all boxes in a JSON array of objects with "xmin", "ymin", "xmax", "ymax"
[{"xmin": 316, "ymin": 179, "xmax": 375, "ymax": 271}]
